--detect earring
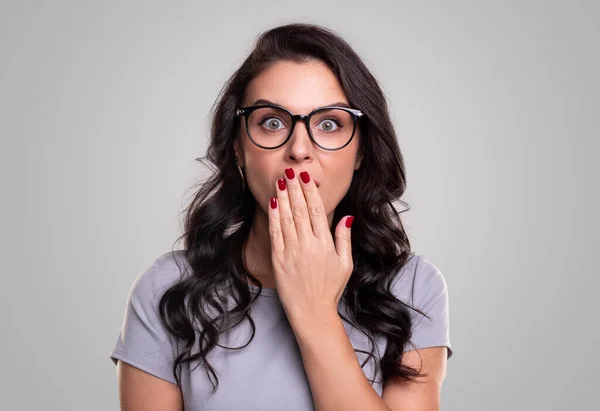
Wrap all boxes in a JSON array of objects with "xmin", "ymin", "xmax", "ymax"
[{"xmin": 236, "ymin": 159, "xmax": 246, "ymax": 191}]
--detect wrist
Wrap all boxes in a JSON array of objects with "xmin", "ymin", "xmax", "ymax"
[{"xmin": 286, "ymin": 305, "xmax": 341, "ymax": 332}]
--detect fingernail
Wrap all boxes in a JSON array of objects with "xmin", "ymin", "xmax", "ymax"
[
  {"xmin": 300, "ymin": 171, "xmax": 310, "ymax": 184},
  {"xmin": 285, "ymin": 168, "xmax": 295, "ymax": 179},
  {"xmin": 345, "ymin": 216, "xmax": 354, "ymax": 228},
  {"xmin": 278, "ymin": 178, "xmax": 286, "ymax": 191},
  {"xmin": 270, "ymin": 197, "xmax": 277, "ymax": 209}
]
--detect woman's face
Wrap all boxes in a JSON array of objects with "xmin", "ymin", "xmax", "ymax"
[{"xmin": 234, "ymin": 59, "xmax": 362, "ymax": 228}]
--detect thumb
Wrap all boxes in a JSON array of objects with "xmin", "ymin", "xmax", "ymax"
[{"xmin": 334, "ymin": 215, "xmax": 354, "ymax": 262}]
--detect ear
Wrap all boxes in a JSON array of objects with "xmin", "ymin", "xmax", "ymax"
[
  {"xmin": 354, "ymin": 134, "xmax": 364, "ymax": 170},
  {"xmin": 354, "ymin": 152, "xmax": 363, "ymax": 170},
  {"xmin": 233, "ymin": 139, "xmax": 244, "ymax": 167}
]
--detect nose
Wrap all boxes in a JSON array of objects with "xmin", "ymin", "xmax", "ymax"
[{"xmin": 285, "ymin": 119, "xmax": 314, "ymax": 162}]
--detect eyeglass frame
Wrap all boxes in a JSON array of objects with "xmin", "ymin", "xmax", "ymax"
[{"xmin": 235, "ymin": 103, "xmax": 364, "ymax": 151}]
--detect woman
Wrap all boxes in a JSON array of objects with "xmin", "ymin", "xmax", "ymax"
[{"xmin": 110, "ymin": 23, "xmax": 453, "ymax": 411}]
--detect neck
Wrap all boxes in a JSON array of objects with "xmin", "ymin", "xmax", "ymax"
[{"xmin": 243, "ymin": 208, "xmax": 276, "ymax": 288}]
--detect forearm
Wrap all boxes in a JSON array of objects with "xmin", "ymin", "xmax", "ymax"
[{"xmin": 288, "ymin": 309, "xmax": 392, "ymax": 411}]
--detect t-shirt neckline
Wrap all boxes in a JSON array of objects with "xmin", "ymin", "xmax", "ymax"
[{"xmin": 247, "ymin": 281, "xmax": 279, "ymax": 298}]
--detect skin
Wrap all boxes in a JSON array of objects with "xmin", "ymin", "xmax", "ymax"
[
  {"xmin": 116, "ymin": 362, "xmax": 183, "ymax": 411},
  {"xmin": 234, "ymin": 59, "xmax": 362, "ymax": 289},
  {"xmin": 116, "ymin": 58, "xmax": 447, "ymax": 411}
]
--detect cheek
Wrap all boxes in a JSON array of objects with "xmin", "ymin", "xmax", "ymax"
[
  {"xmin": 244, "ymin": 157, "xmax": 278, "ymax": 204},
  {"xmin": 245, "ymin": 164, "xmax": 270, "ymax": 192},
  {"xmin": 321, "ymin": 165, "xmax": 355, "ymax": 214}
]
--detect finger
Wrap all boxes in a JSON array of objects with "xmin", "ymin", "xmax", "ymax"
[
  {"xmin": 284, "ymin": 167, "xmax": 313, "ymax": 241},
  {"xmin": 334, "ymin": 215, "xmax": 354, "ymax": 264},
  {"xmin": 276, "ymin": 176, "xmax": 298, "ymax": 246},
  {"xmin": 268, "ymin": 196, "xmax": 285, "ymax": 255},
  {"xmin": 298, "ymin": 170, "xmax": 329, "ymax": 239}
]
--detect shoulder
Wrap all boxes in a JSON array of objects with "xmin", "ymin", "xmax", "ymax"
[
  {"xmin": 110, "ymin": 251, "xmax": 191, "ymax": 383},
  {"xmin": 390, "ymin": 253, "xmax": 453, "ymax": 358},
  {"xmin": 128, "ymin": 250, "xmax": 190, "ymax": 305},
  {"xmin": 390, "ymin": 253, "xmax": 448, "ymax": 309}
]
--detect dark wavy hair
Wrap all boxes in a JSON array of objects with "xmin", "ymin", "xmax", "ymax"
[{"xmin": 159, "ymin": 23, "xmax": 431, "ymax": 394}]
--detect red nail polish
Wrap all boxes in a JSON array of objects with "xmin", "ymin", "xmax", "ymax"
[
  {"xmin": 285, "ymin": 168, "xmax": 295, "ymax": 179},
  {"xmin": 345, "ymin": 216, "xmax": 354, "ymax": 228},
  {"xmin": 270, "ymin": 197, "xmax": 277, "ymax": 209},
  {"xmin": 300, "ymin": 171, "xmax": 310, "ymax": 184},
  {"xmin": 278, "ymin": 178, "xmax": 286, "ymax": 191}
]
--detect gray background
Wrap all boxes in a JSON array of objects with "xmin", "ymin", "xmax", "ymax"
[{"xmin": 1, "ymin": 1, "xmax": 598, "ymax": 410}]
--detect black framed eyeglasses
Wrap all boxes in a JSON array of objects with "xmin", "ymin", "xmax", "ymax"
[{"xmin": 236, "ymin": 103, "xmax": 364, "ymax": 151}]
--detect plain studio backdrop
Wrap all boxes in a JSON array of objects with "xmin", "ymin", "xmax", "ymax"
[{"xmin": 1, "ymin": 1, "xmax": 598, "ymax": 410}]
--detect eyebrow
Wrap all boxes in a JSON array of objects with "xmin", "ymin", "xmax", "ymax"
[{"xmin": 251, "ymin": 99, "xmax": 352, "ymax": 110}]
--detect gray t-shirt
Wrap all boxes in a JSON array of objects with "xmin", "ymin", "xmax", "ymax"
[{"xmin": 110, "ymin": 250, "xmax": 452, "ymax": 410}]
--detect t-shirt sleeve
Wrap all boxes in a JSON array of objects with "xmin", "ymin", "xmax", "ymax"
[
  {"xmin": 109, "ymin": 253, "xmax": 184, "ymax": 385},
  {"xmin": 393, "ymin": 255, "xmax": 453, "ymax": 359}
]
